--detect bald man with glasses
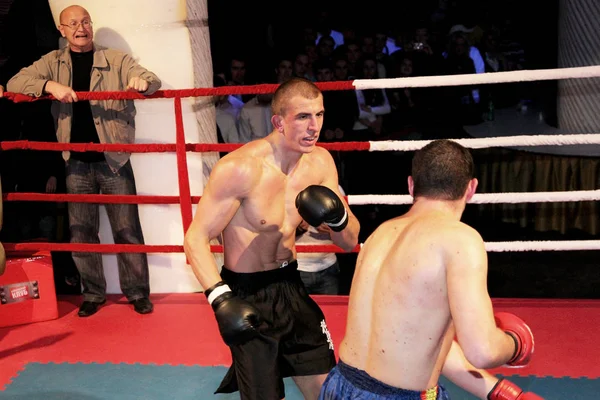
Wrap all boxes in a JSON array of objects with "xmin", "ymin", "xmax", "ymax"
[{"xmin": 7, "ymin": 5, "xmax": 161, "ymax": 317}]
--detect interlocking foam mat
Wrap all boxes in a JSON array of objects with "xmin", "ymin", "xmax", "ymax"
[
  {"xmin": 2, "ymin": 362, "xmax": 597, "ymax": 400},
  {"xmin": 1, "ymin": 295, "xmax": 598, "ymax": 399}
]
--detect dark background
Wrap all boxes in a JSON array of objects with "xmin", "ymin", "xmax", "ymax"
[{"xmin": 2, "ymin": 0, "xmax": 598, "ymax": 299}]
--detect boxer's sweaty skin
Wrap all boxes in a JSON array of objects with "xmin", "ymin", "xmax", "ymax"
[
  {"xmin": 184, "ymin": 93, "xmax": 358, "ymax": 290},
  {"xmin": 340, "ymin": 199, "xmax": 513, "ymax": 392},
  {"xmin": 212, "ymin": 140, "xmax": 336, "ymax": 272}
]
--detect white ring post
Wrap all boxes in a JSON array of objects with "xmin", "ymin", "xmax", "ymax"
[
  {"xmin": 48, "ymin": 0, "xmax": 210, "ymax": 293},
  {"xmin": 557, "ymin": 0, "xmax": 600, "ymax": 134}
]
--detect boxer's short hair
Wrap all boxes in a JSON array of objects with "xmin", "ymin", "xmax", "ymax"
[
  {"xmin": 411, "ymin": 139, "xmax": 474, "ymax": 200},
  {"xmin": 271, "ymin": 77, "xmax": 321, "ymax": 116}
]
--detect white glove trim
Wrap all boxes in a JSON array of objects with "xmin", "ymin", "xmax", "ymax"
[
  {"xmin": 327, "ymin": 208, "xmax": 348, "ymax": 228},
  {"xmin": 207, "ymin": 284, "xmax": 232, "ymax": 305}
]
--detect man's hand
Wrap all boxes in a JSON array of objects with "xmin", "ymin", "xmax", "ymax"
[
  {"xmin": 0, "ymin": 84, "xmax": 4, "ymax": 97},
  {"xmin": 297, "ymin": 220, "xmax": 332, "ymax": 236},
  {"xmin": 295, "ymin": 220, "xmax": 309, "ymax": 237},
  {"xmin": 46, "ymin": 176, "xmax": 57, "ymax": 193},
  {"xmin": 127, "ymin": 77, "xmax": 149, "ymax": 93},
  {"xmin": 315, "ymin": 223, "xmax": 333, "ymax": 234},
  {"xmin": 45, "ymin": 81, "xmax": 78, "ymax": 103},
  {"xmin": 323, "ymin": 129, "xmax": 335, "ymax": 141}
]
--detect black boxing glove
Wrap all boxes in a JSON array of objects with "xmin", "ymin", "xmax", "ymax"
[
  {"xmin": 295, "ymin": 185, "xmax": 348, "ymax": 232},
  {"xmin": 204, "ymin": 281, "xmax": 263, "ymax": 346}
]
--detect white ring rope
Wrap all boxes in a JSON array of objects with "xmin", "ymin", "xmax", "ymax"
[
  {"xmin": 346, "ymin": 66, "xmax": 600, "ymax": 252},
  {"xmin": 368, "ymin": 134, "xmax": 600, "ymax": 152},
  {"xmin": 353, "ymin": 65, "xmax": 600, "ymax": 90},
  {"xmin": 484, "ymin": 240, "xmax": 600, "ymax": 252},
  {"xmin": 304, "ymin": 240, "xmax": 600, "ymax": 252},
  {"xmin": 310, "ymin": 240, "xmax": 600, "ymax": 252},
  {"xmin": 349, "ymin": 190, "xmax": 600, "ymax": 205}
]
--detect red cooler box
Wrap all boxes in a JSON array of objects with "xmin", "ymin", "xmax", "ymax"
[{"xmin": 0, "ymin": 251, "xmax": 58, "ymax": 327}]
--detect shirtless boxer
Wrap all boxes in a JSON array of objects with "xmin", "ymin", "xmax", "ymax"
[
  {"xmin": 184, "ymin": 77, "xmax": 360, "ymax": 400},
  {"xmin": 319, "ymin": 139, "xmax": 541, "ymax": 399}
]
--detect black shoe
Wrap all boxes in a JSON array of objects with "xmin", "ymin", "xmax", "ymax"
[
  {"xmin": 78, "ymin": 300, "xmax": 106, "ymax": 317},
  {"xmin": 131, "ymin": 298, "xmax": 153, "ymax": 314}
]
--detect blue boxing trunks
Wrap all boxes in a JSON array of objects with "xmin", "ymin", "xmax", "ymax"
[{"xmin": 319, "ymin": 359, "xmax": 450, "ymax": 400}]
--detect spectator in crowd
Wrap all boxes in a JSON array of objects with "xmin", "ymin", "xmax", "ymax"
[{"xmin": 7, "ymin": 5, "xmax": 161, "ymax": 317}]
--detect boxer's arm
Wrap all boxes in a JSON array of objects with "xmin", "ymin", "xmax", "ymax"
[
  {"xmin": 318, "ymin": 148, "xmax": 359, "ymax": 251},
  {"xmin": 184, "ymin": 158, "xmax": 255, "ymax": 289},
  {"xmin": 446, "ymin": 225, "xmax": 516, "ymax": 369},
  {"xmin": 442, "ymin": 340, "xmax": 499, "ymax": 399},
  {"xmin": 442, "ymin": 341, "xmax": 543, "ymax": 400}
]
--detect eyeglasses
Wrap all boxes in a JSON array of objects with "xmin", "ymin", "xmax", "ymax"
[{"xmin": 60, "ymin": 20, "xmax": 93, "ymax": 30}]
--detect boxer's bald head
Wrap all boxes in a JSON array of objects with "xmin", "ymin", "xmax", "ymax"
[{"xmin": 59, "ymin": 5, "xmax": 90, "ymax": 23}]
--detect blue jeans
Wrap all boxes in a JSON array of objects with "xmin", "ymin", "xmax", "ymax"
[
  {"xmin": 299, "ymin": 261, "xmax": 340, "ymax": 295},
  {"xmin": 66, "ymin": 158, "xmax": 149, "ymax": 302}
]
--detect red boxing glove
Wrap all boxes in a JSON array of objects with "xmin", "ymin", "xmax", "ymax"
[
  {"xmin": 494, "ymin": 312, "xmax": 535, "ymax": 366},
  {"xmin": 488, "ymin": 379, "xmax": 544, "ymax": 400}
]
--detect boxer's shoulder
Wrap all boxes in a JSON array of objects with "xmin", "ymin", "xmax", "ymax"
[
  {"xmin": 308, "ymin": 145, "xmax": 336, "ymax": 166},
  {"xmin": 209, "ymin": 155, "xmax": 262, "ymax": 194},
  {"xmin": 424, "ymin": 216, "xmax": 482, "ymax": 242},
  {"xmin": 403, "ymin": 215, "xmax": 484, "ymax": 257}
]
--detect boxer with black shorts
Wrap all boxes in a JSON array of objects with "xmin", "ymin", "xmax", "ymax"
[{"xmin": 184, "ymin": 77, "xmax": 360, "ymax": 400}]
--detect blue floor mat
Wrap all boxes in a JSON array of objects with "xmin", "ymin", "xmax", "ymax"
[{"xmin": 1, "ymin": 362, "xmax": 596, "ymax": 399}]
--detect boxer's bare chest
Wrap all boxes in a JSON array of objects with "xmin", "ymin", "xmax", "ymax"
[{"xmin": 240, "ymin": 162, "xmax": 319, "ymax": 234}]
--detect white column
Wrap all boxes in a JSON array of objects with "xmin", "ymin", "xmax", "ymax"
[
  {"xmin": 187, "ymin": 0, "xmax": 223, "ymax": 281},
  {"xmin": 557, "ymin": 0, "xmax": 600, "ymax": 133},
  {"xmin": 187, "ymin": 0, "xmax": 219, "ymax": 181}
]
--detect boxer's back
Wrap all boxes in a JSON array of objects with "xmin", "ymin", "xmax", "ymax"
[{"xmin": 340, "ymin": 209, "xmax": 464, "ymax": 391}]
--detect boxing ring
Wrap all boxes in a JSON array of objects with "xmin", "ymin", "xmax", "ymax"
[{"xmin": 1, "ymin": 66, "xmax": 600, "ymax": 399}]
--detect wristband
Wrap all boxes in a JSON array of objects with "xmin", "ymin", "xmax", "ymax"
[
  {"xmin": 505, "ymin": 331, "xmax": 521, "ymax": 364},
  {"xmin": 207, "ymin": 284, "xmax": 232, "ymax": 305},
  {"xmin": 204, "ymin": 281, "xmax": 231, "ymax": 305}
]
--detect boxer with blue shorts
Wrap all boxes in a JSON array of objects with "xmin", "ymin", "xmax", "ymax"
[
  {"xmin": 320, "ymin": 360, "xmax": 450, "ymax": 400},
  {"xmin": 320, "ymin": 140, "xmax": 543, "ymax": 400}
]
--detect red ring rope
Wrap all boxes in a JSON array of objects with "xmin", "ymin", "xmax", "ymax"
[
  {"xmin": 0, "ymin": 82, "xmax": 363, "ymax": 256},
  {"xmin": 2, "ymin": 242, "xmax": 360, "ymax": 254},
  {"xmin": 0, "ymin": 140, "xmax": 371, "ymax": 153},
  {"xmin": 2, "ymin": 81, "xmax": 355, "ymax": 103}
]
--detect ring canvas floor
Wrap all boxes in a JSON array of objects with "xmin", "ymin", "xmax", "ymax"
[{"xmin": 0, "ymin": 295, "xmax": 598, "ymax": 399}]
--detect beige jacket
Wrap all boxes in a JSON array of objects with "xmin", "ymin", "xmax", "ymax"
[{"xmin": 7, "ymin": 43, "xmax": 161, "ymax": 171}]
